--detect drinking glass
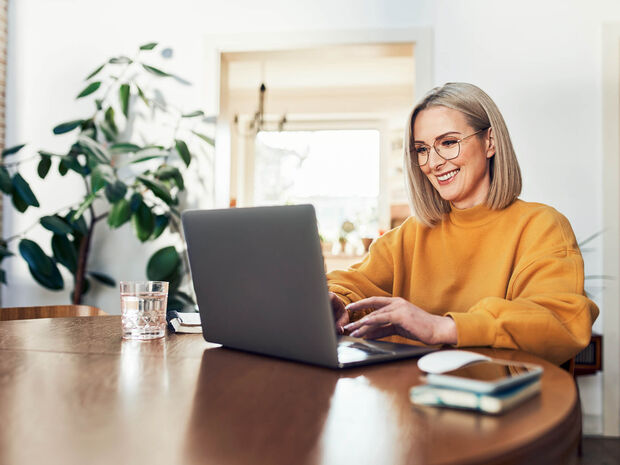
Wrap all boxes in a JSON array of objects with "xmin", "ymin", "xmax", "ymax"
[{"xmin": 120, "ymin": 281, "xmax": 169, "ymax": 340}]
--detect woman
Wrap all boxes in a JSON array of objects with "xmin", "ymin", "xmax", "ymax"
[{"xmin": 327, "ymin": 82, "xmax": 598, "ymax": 365}]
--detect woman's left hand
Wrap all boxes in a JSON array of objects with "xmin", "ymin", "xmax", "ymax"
[{"xmin": 343, "ymin": 297, "xmax": 458, "ymax": 345}]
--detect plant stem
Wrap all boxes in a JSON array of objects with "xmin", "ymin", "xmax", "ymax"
[{"xmin": 71, "ymin": 178, "xmax": 97, "ymax": 304}]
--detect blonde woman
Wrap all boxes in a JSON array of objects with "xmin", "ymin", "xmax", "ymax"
[{"xmin": 328, "ymin": 82, "xmax": 598, "ymax": 365}]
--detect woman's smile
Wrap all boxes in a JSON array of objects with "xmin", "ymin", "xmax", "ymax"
[{"xmin": 436, "ymin": 168, "xmax": 460, "ymax": 185}]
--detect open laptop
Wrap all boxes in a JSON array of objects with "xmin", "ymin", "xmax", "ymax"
[{"xmin": 181, "ymin": 204, "xmax": 435, "ymax": 368}]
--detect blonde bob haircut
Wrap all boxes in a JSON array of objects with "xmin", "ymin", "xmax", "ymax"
[{"xmin": 404, "ymin": 82, "xmax": 522, "ymax": 227}]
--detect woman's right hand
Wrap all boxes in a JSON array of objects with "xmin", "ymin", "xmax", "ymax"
[{"xmin": 329, "ymin": 292, "xmax": 349, "ymax": 335}]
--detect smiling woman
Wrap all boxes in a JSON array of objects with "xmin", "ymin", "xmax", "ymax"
[{"xmin": 327, "ymin": 82, "xmax": 599, "ymax": 365}]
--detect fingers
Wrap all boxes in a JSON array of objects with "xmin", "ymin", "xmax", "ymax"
[
  {"xmin": 329, "ymin": 293, "xmax": 349, "ymax": 335},
  {"xmin": 344, "ymin": 306, "xmax": 397, "ymax": 333},
  {"xmin": 346, "ymin": 296, "xmax": 396, "ymax": 313},
  {"xmin": 351, "ymin": 323, "xmax": 397, "ymax": 340}
]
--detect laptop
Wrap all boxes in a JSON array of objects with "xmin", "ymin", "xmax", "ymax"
[{"xmin": 181, "ymin": 204, "xmax": 435, "ymax": 368}]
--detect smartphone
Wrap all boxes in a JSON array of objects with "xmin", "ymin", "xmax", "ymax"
[{"xmin": 425, "ymin": 360, "xmax": 543, "ymax": 393}]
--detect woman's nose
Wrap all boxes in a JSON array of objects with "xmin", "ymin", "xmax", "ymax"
[{"xmin": 427, "ymin": 146, "xmax": 444, "ymax": 170}]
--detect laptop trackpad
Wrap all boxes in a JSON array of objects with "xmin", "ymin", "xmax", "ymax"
[{"xmin": 337, "ymin": 336, "xmax": 397, "ymax": 363}]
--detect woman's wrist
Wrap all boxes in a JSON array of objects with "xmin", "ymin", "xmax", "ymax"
[{"xmin": 432, "ymin": 315, "xmax": 458, "ymax": 345}]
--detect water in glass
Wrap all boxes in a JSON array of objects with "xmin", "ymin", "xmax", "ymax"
[{"xmin": 121, "ymin": 291, "xmax": 167, "ymax": 340}]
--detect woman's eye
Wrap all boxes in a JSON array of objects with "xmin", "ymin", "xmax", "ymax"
[
  {"xmin": 415, "ymin": 146, "xmax": 429, "ymax": 155},
  {"xmin": 440, "ymin": 139, "xmax": 458, "ymax": 147}
]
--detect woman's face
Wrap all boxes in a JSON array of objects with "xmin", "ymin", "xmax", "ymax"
[{"xmin": 413, "ymin": 106, "xmax": 495, "ymax": 209}]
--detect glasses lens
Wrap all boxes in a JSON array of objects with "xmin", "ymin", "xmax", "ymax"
[
  {"xmin": 435, "ymin": 137, "xmax": 460, "ymax": 160},
  {"xmin": 414, "ymin": 145, "xmax": 429, "ymax": 166}
]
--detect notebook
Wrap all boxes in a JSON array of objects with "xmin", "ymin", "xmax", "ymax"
[{"xmin": 181, "ymin": 204, "xmax": 434, "ymax": 368}]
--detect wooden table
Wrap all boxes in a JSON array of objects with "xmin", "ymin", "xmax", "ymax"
[{"xmin": 0, "ymin": 316, "xmax": 580, "ymax": 465}]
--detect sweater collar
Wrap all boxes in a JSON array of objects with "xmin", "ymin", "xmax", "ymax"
[{"xmin": 448, "ymin": 202, "xmax": 502, "ymax": 227}]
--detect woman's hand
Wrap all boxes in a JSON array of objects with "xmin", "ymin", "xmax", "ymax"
[
  {"xmin": 343, "ymin": 296, "xmax": 457, "ymax": 345},
  {"xmin": 329, "ymin": 292, "xmax": 349, "ymax": 335}
]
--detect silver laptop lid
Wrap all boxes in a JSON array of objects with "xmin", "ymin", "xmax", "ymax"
[{"xmin": 182, "ymin": 204, "xmax": 339, "ymax": 367}]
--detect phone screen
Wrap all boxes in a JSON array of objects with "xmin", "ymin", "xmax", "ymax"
[{"xmin": 443, "ymin": 361, "xmax": 539, "ymax": 382}]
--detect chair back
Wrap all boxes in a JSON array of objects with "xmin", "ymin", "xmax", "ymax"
[{"xmin": 0, "ymin": 305, "xmax": 108, "ymax": 321}]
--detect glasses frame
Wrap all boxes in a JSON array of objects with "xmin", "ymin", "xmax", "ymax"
[{"xmin": 411, "ymin": 127, "xmax": 490, "ymax": 167}]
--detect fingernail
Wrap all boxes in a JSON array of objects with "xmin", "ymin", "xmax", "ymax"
[
  {"xmin": 350, "ymin": 330, "xmax": 359, "ymax": 337},
  {"xmin": 343, "ymin": 323, "xmax": 353, "ymax": 329}
]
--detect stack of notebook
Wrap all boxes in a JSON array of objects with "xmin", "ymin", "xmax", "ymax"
[{"xmin": 409, "ymin": 377, "xmax": 541, "ymax": 414}]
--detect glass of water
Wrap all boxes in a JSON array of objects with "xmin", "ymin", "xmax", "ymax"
[{"xmin": 120, "ymin": 281, "xmax": 169, "ymax": 340}]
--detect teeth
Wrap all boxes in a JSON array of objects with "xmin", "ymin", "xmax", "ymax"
[{"xmin": 437, "ymin": 169, "xmax": 459, "ymax": 181}]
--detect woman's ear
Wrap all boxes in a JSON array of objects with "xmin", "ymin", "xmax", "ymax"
[{"xmin": 486, "ymin": 127, "xmax": 496, "ymax": 159}]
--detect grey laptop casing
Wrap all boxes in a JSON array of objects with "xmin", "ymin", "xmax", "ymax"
[{"xmin": 181, "ymin": 204, "xmax": 433, "ymax": 368}]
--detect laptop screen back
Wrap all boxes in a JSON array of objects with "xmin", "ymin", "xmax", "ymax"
[{"xmin": 182, "ymin": 205, "xmax": 339, "ymax": 367}]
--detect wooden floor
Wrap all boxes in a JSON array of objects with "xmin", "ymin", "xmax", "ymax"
[{"xmin": 579, "ymin": 436, "xmax": 620, "ymax": 464}]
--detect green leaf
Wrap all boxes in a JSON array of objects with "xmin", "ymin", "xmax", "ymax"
[
  {"xmin": 85, "ymin": 63, "xmax": 105, "ymax": 80},
  {"xmin": 65, "ymin": 210, "xmax": 88, "ymax": 236},
  {"xmin": 104, "ymin": 180, "xmax": 127, "ymax": 203},
  {"xmin": 98, "ymin": 121, "xmax": 117, "ymax": 142},
  {"xmin": 53, "ymin": 120, "xmax": 84, "ymax": 135},
  {"xmin": 104, "ymin": 107, "xmax": 118, "ymax": 134},
  {"xmin": 90, "ymin": 164, "xmax": 114, "ymax": 193},
  {"xmin": 58, "ymin": 159, "xmax": 69, "ymax": 176},
  {"xmin": 142, "ymin": 64, "xmax": 172, "ymax": 77},
  {"xmin": 175, "ymin": 139, "xmax": 191, "ymax": 167},
  {"xmin": 78, "ymin": 135, "xmax": 110, "ymax": 164},
  {"xmin": 155, "ymin": 165, "xmax": 184, "ymax": 190},
  {"xmin": 137, "ymin": 176, "xmax": 173, "ymax": 205},
  {"xmin": 107, "ymin": 197, "xmax": 132, "ymax": 228},
  {"xmin": 128, "ymin": 154, "xmax": 167, "ymax": 164},
  {"xmin": 166, "ymin": 296, "xmax": 185, "ymax": 311},
  {"xmin": 191, "ymin": 130, "xmax": 215, "ymax": 147},
  {"xmin": 0, "ymin": 166, "xmax": 11, "ymax": 193},
  {"xmin": 119, "ymin": 84, "xmax": 130, "ymax": 117},
  {"xmin": 51, "ymin": 234, "xmax": 78, "ymax": 274},
  {"xmin": 11, "ymin": 189, "xmax": 28, "ymax": 212},
  {"xmin": 73, "ymin": 193, "xmax": 97, "ymax": 221},
  {"xmin": 37, "ymin": 154, "xmax": 52, "ymax": 179},
  {"xmin": 151, "ymin": 214, "xmax": 169, "ymax": 239},
  {"xmin": 147, "ymin": 246, "xmax": 180, "ymax": 281},
  {"xmin": 0, "ymin": 244, "xmax": 13, "ymax": 260},
  {"xmin": 12, "ymin": 173, "xmax": 39, "ymax": 207},
  {"xmin": 109, "ymin": 56, "xmax": 133, "ymax": 64},
  {"xmin": 41, "ymin": 215, "xmax": 73, "ymax": 235},
  {"xmin": 129, "ymin": 192, "xmax": 142, "ymax": 212},
  {"xmin": 132, "ymin": 201, "xmax": 155, "ymax": 242},
  {"xmin": 88, "ymin": 271, "xmax": 116, "ymax": 287},
  {"xmin": 136, "ymin": 85, "xmax": 149, "ymax": 106},
  {"xmin": 173, "ymin": 290, "xmax": 196, "ymax": 305},
  {"xmin": 76, "ymin": 81, "xmax": 101, "ymax": 99},
  {"xmin": 139, "ymin": 42, "xmax": 158, "ymax": 50},
  {"xmin": 110, "ymin": 142, "xmax": 141, "ymax": 153},
  {"xmin": 57, "ymin": 155, "xmax": 85, "ymax": 175},
  {"xmin": 182, "ymin": 110, "xmax": 204, "ymax": 118},
  {"xmin": 19, "ymin": 239, "xmax": 64, "ymax": 290},
  {"xmin": 2, "ymin": 143, "xmax": 26, "ymax": 157}
]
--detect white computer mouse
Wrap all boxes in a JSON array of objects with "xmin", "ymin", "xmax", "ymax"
[{"xmin": 417, "ymin": 350, "xmax": 492, "ymax": 374}]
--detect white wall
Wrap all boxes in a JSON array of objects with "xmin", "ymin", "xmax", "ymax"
[{"xmin": 3, "ymin": 0, "xmax": 619, "ymax": 432}]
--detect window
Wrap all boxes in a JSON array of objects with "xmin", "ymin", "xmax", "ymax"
[{"xmin": 254, "ymin": 129, "xmax": 380, "ymax": 248}]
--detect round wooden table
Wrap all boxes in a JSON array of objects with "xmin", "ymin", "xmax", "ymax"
[{"xmin": 0, "ymin": 316, "xmax": 580, "ymax": 465}]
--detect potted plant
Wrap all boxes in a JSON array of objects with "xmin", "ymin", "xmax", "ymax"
[{"xmin": 0, "ymin": 42, "xmax": 214, "ymax": 311}]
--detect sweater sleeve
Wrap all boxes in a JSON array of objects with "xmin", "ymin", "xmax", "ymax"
[
  {"xmin": 326, "ymin": 226, "xmax": 399, "ymax": 315},
  {"xmin": 447, "ymin": 219, "xmax": 599, "ymax": 365}
]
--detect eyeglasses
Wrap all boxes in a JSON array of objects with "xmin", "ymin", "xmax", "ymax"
[{"xmin": 411, "ymin": 128, "xmax": 489, "ymax": 167}]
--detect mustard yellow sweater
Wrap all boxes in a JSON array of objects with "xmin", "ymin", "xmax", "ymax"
[{"xmin": 327, "ymin": 200, "xmax": 599, "ymax": 364}]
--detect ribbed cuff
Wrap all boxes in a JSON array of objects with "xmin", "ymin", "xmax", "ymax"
[
  {"xmin": 446, "ymin": 310, "xmax": 496, "ymax": 347},
  {"xmin": 327, "ymin": 285, "xmax": 359, "ymax": 306}
]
